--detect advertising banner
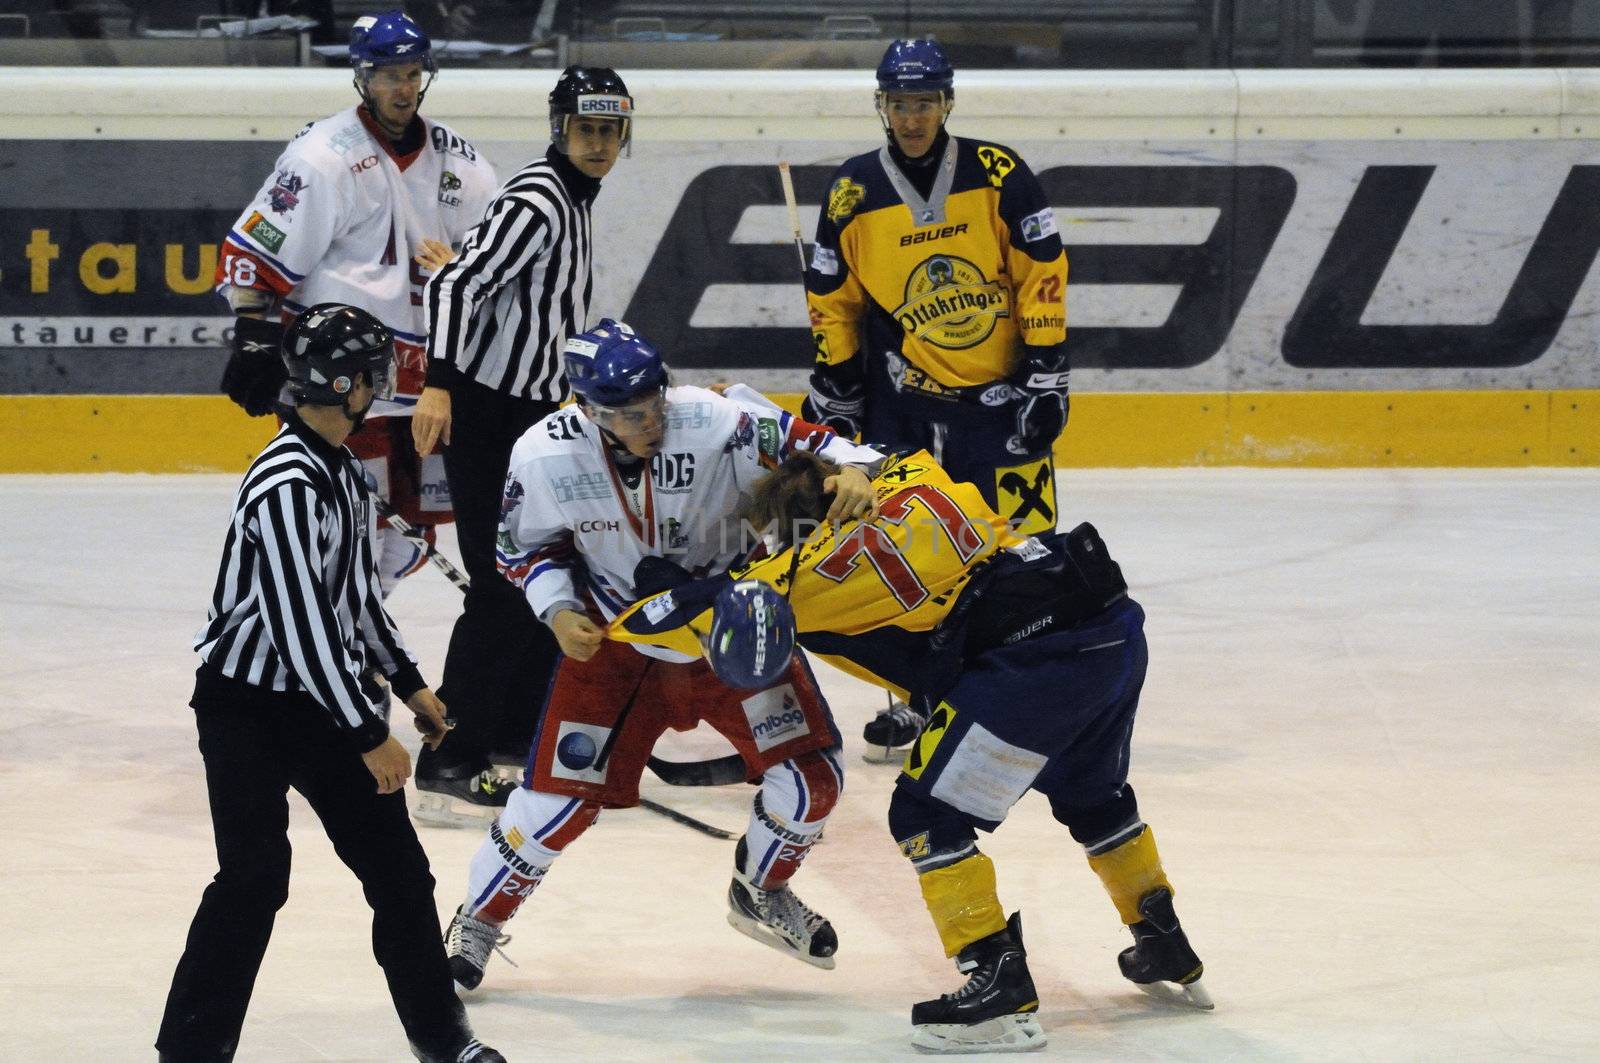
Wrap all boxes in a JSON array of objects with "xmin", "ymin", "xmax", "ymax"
[{"xmin": 2, "ymin": 136, "xmax": 1597, "ymax": 394}]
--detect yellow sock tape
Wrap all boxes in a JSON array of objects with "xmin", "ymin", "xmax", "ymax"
[
  {"xmin": 918, "ymin": 852, "xmax": 1009, "ymax": 957},
  {"xmin": 1086, "ymin": 826, "xmax": 1173, "ymax": 925}
]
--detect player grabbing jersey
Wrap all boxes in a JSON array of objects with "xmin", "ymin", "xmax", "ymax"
[
  {"xmin": 803, "ymin": 38, "xmax": 1070, "ymax": 756},
  {"xmin": 440, "ymin": 320, "xmax": 887, "ymax": 989},
  {"xmin": 215, "ymin": 9, "xmax": 497, "ymax": 594},
  {"xmin": 611, "ymin": 452, "xmax": 1211, "ymax": 1054}
]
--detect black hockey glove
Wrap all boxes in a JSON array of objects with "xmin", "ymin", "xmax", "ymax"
[
  {"xmin": 801, "ymin": 371, "xmax": 865, "ymax": 439},
  {"xmin": 1005, "ymin": 344, "xmax": 1071, "ymax": 458},
  {"xmin": 221, "ymin": 315, "xmax": 288, "ymax": 417}
]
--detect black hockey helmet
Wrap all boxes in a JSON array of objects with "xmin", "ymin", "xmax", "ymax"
[
  {"xmin": 549, "ymin": 65, "xmax": 633, "ymax": 149},
  {"xmin": 281, "ymin": 304, "xmax": 396, "ymax": 407}
]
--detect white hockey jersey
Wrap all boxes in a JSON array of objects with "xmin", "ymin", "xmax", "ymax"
[
  {"xmin": 498, "ymin": 386, "xmax": 885, "ymax": 661},
  {"xmin": 216, "ymin": 105, "xmax": 498, "ymax": 415}
]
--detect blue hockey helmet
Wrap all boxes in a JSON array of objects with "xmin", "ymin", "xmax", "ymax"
[
  {"xmin": 875, "ymin": 39, "xmax": 954, "ymax": 97},
  {"xmin": 706, "ymin": 580, "xmax": 796, "ymax": 690},
  {"xmin": 562, "ymin": 318, "xmax": 667, "ymax": 409},
  {"xmin": 349, "ymin": 10, "xmax": 435, "ymax": 73}
]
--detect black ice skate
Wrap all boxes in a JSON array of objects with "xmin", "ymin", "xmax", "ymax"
[
  {"xmin": 409, "ymin": 1038, "xmax": 507, "ymax": 1063},
  {"xmin": 1118, "ymin": 888, "xmax": 1213, "ymax": 1010},
  {"xmin": 862, "ymin": 698, "xmax": 927, "ymax": 763},
  {"xmin": 910, "ymin": 911, "xmax": 1046, "ymax": 1054},
  {"xmin": 413, "ymin": 756, "xmax": 517, "ymax": 828},
  {"xmin": 726, "ymin": 840, "xmax": 838, "ymax": 969},
  {"xmin": 443, "ymin": 906, "xmax": 516, "ymax": 991}
]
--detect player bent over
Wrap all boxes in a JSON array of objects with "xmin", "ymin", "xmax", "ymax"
[
  {"xmin": 612, "ymin": 452, "xmax": 1209, "ymax": 1053},
  {"xmin": 442, "ymin": 320, "xmax": 887, "ymax": 988}
]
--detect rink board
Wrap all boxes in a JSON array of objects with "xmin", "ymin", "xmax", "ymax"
[{"xmin": 3, "ymin": 389, "xmax": 1595, "ymax": 472}]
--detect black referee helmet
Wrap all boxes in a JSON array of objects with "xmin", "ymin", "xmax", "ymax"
[
  {"xmin": 281, "ymin": 304, "xmax": 396, "ymax": 407},
  {"xmin": 548, "ymin": 66, "xmax": 633, "ymax": 149}
]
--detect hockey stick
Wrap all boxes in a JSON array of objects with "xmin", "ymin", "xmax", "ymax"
[
  {"xmin": 372, "ymin": 496, "xmax": 471, "ymax": 592},
  {"xmin": 778, "ymin": 161, "xmax": 808, "ymax": 275},
  {"xmin": 374, "ymin": 497, "xmax": 737, "ymax": 840}
]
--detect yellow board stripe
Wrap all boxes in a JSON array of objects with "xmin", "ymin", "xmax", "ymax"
[{"xmin": 0, "ymin": 390, "xmax": 1595, "ymax": 472}]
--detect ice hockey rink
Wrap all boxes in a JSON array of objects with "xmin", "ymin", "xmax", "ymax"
[{"xmin": 3, "ymin": 467, "xmax": 1597, "ymax": 1061}]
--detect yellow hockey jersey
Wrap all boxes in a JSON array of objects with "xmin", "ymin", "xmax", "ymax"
[
  {"xmin": 806, "ymin": 136, "xmax": 1068, "ymax": 390},
  {"xmin": 608, "ymin": 452, "xmax": 1031, "ymax": 695}
]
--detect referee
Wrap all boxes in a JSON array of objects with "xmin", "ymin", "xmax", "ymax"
[
  {"xmin": 410, "ymin": 65, "xmax": 633, "ymax": 812},
  {"xmin": 157, "ymin": 305, "xmax": 502, "ymax": 1063}
]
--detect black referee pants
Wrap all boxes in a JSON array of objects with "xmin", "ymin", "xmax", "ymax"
[
  {"xmin": 157, "ymin": 665, "xmax": 470, "ymax": 1063},
  {"xmin": 426, "ymin": 377, "xmax": 561, "ymax": 772}
]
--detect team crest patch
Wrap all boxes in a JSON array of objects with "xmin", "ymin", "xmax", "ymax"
[
  {"xmin": 826, "ymin": 177, "xmax": 866, "ymax": 223},
  {"xmin": 977, "ymin": 146, "xmax": 1015, "ymax": 189},
  {"xmin": 500, "ymin": 475, "xmax": 525, "ymax": 522},
  {"xmin": 729, "ymin": 410, "xmax": 755, "ymax": 452},
  {"xmin": 268, "ymin": 169, "xmax": 306, "ymax": 215},
  {"xmin": 241, "ymin": 211, "xmax": 285, "ymax": 253}
]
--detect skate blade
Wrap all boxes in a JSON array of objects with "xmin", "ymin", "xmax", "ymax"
[
  {"xmin": 1133, "ymin": 975, "xmax": 1215, "ymax": 1011},
  {"xmin": 911, "ymin": 1013, "xmax": 1047, "ymax": 1053},
  {"xmin": 411, "ymin": 791, "xmax": 498, "ymax": 829},
  {"xmin": 725, "ymin": 910, "xmax": 837, "ymax": 970},
  {"xmin": 860, "ymin": 745, "xmax": 909, "ymax": 765}
]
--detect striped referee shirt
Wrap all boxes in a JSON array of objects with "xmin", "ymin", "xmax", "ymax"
[
  {"xmin": 194, "ymin": 415, "xmax": 425, "ymax": 751},
  {"xmin": 425, "ymin": 146, "xmax": 602, "ymax": 401}
]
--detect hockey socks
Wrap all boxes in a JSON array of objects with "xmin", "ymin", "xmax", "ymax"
[
  {"xmin": 916, "ymin": 852, "xmax": 1010, "ymax": 958},
  {"xmin": 1084, "ymin": 822, "xmax": 1173, "ymax": 925}
]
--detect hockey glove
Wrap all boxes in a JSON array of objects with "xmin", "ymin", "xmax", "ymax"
[
  {"xmin": 1006, "ymin": 344, "xmax": 1071, "ymax": 458},
  {"xmin": 221, "ymin": 315, "xmax": 288, "ymax": 417},
  {"xmin": 801, "ymin": 371, "xmax": 866, "ymax": 440}
]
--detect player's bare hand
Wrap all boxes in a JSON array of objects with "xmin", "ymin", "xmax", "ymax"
[
  {"xmin": 413, "ymin": 386, "xmax": 452, "ymax": 453},
  {"xmin": 708, "ymin": 382, "xmax": 731, "ymax": 396},
  {"xmin": 405, "ymin": 687, "xmax": 452, "ymax": 751},
  {"xmin": 413, "ymin": 238, "xmax": 455, "ymax": 274},
  {"xmin": 824, "ymin": 465, "xmax": 878, "ymax": 522},
  {"xmin": 552, "ymin": 609, "xmax": 605, "ymax": 661},
  {"xmin": 361, "ymin": 735, "xmax": 412, "ymax": 794}
]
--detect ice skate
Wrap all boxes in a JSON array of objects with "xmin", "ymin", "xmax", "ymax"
[
  {"xmin": 1118, "ymin": 888, "xmax": 1213, "ymax": 1010},
  {"xmin": 862, "ymin": 698, "xmax": 927, "ymax": 763},
  {"xmin": 726, "ymin": 858, "xmax": 838, "ymax": 969},
  {"xmin": 910, "ymin": 911, "xmax": 1046, "ymax": 1053},
  {"xmin": 409, "ymin": 1037, "xmax": 507, "ymax": 1063},
  {"xmin": 413, "ymin": 761, "xmax": 518, "ymax": 828},
  {"xmin": 443, "ymin": 906, "xmax": 516, "ymax": 991}
]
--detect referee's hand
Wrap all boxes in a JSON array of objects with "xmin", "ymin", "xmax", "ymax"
[
  {"xmin": 413, "ymin": 386, "xmax": 452, "ymax": 454},
  {"xmin": 406, "ymin": 687, "xmax": 452, "ymax": 751},
  {"xmin": 361, "ymin": 736, "xmax": 412, "ymax": 795}
]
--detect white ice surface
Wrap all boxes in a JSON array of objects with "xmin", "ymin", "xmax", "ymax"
[{"xmin": 2, "ymin": 469, "xmax": 1598, "ymax": 1061}]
